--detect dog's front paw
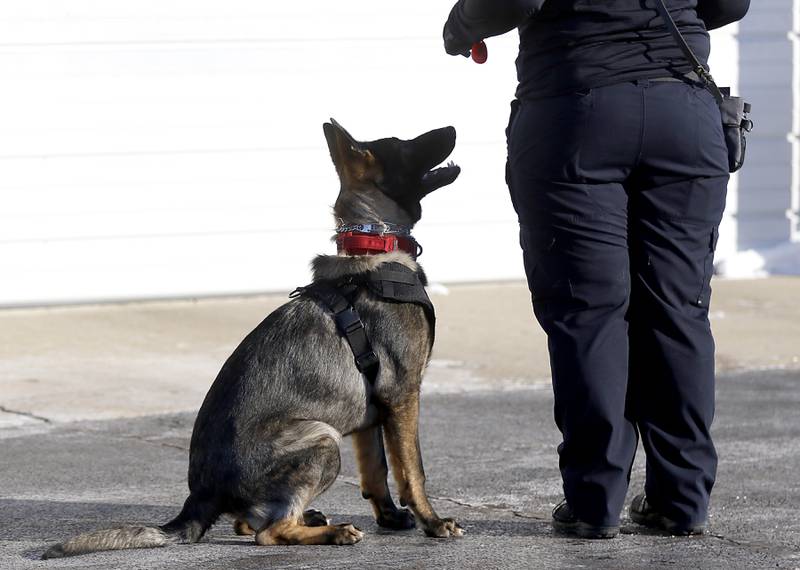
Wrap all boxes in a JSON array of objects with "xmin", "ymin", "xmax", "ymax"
[
  {"xmin": 423, "ymin": 517, "xmax": 464, "ymax": 538},
  {"xmin": 331, "ymin": 523, "xmax": 364, "ymax": 545},
  {"xmin": 377, "ymin": 507, "xmax": 416, "ymax": 530}
]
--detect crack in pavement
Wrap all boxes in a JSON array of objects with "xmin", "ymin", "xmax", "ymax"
[
  {"xmin": 704, "ymin": 531, "xmax": 800, "ymax": 559},
  {"xmin": 108, "ymin": 430, "xmax": 189, "ymax": 453},
  {"xmin": 336, "ymin": 475, "xmax": 547, "ymax": 521},
  {"xmin": 707, "ymin": 532, "xmax": 751, "ymax": 547},
  {"xmin": 118, "ymin": 434, "xmax": 190, "ymax": 452},
  {"xmin": 65, "ymin": 424, "xmax": 193, "ymax": 453},
  {"xmin": 0, "ymin": 405, "xmax": 52, "ymax": 424},
  {"xmin": 428, "ymin": 493, "xmax": 547, "ymax": 521}
]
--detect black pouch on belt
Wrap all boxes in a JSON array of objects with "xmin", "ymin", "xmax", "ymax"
[
  {"xmin": 655, "ymin": 0, "xmax": 753, "ymax": 173},
  {"xmin": 718, "ymin": 88, "xmax": 753, "ymax": 172}
]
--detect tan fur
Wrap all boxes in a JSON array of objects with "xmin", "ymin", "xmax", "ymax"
[
  {"xmin": 352, "ymin": 426, "xmax": 414, "ymax": 529},
  {"xmin": 255, "ymin": 518, "xmax": 363, "ymax": 546},
  {"xmin": 42, "ymin": 526, "xmax": 169, "ymax": 559},
  {"xmin": 233, "ymin": 519, "xmax": 255, "ymax": 536},
  {"xmin": 327, "ymin": 129, "xmax": 382, "ymax": 188},
  {"xmin": 353, "ymin": 427, "xmax": 391, "ymax": 507},
  {"xmin": 312, "ymin": 251, "xmax": 419, "ymax": 282},
  {"xmin": 384, "ymin": 398, "xmax": 464, "ymax": 538}
]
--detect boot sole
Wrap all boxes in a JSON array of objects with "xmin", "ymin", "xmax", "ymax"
[
  {"xmin": 630, "ymin": 510, "xmax": 705, "ymax": 536},
  {"xmin": 552, "ymin": 519, "xmax": 619, "ymax": 539}
]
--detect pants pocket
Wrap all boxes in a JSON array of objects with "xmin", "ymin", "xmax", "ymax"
[
  {"xmin": 506, "ymin": 99, "xmax": 522, "ymax": 212},
  {"xmin": 519, "ymin": 224, "xmax": 573, "ymax": 305},
  {"xmin": 693, "ymin": 227, "xmax": 719, "ymax": 308}
]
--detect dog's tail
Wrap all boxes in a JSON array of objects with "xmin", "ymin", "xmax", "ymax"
[{"xmin": 42, "ymin": 494, "xmax": 218, "ymax": 559}]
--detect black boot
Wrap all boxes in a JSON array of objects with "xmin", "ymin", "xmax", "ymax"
[
  {"xmin": 629, "ymin": 494, "xmax": 706, "ymax": 536},
  {"xmin": 551, "ymin": 499, "xmax": 619, "ymax": 539}
]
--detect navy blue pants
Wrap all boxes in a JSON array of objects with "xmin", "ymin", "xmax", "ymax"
[{"xmin": 506, "ymin": 80, "xmax": 729, "ymax": 528}]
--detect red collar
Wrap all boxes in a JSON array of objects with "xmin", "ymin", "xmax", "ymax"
[{"xmin": 336, "ymin": 231, "xmax": 421, "ymax": 259}]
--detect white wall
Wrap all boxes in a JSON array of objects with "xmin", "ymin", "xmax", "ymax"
[
  {"xmin": 0, "ymin": 2, "xmax": 792, "ymax": 307},
  {"xmin": 708, "ymin": 0, "xmax": 799, "ymax": 261},
  {"xmin": 733, "ymin": 0, "xmax": 795, "ymax": 250},
  {"xmin": 0, "ymin": 1, "xmax": 523, "ymax": 307}
]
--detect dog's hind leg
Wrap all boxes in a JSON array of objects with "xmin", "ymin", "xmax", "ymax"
[
  {"xmin": 384, "ymin": 397, "xmax": 464, "ymax": 538},
  {"xmin": 235, "ymin": 511, "xmax": 327, "ymax": 533},
  {"xmin": 234, "ymin": 510, "xmax": 328, "ymax": 536},
  {"xmin": 256, "ymin": 518, "xmax": 363, "ymax": 546},
  {"xmin": 353, "ymin": 426, "xmax": 415, "ymax": 530},
  {"xmin": 253, "ymin": 425, "xmax": 363, "ymax": 546}
]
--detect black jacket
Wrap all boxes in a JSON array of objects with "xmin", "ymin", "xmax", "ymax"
[{"xmin": 445, "ymin": 0, "xmax": 750, "ymax": 99}]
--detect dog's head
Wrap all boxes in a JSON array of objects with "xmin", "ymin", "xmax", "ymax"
[{"xmin": 323, "ymin": 119, "xmax": 460, "ymax": 225}]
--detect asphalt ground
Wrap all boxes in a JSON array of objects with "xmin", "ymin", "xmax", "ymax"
[{"xmin": 1, "ymin": 278, "xmax": 799, "ymax": 569}]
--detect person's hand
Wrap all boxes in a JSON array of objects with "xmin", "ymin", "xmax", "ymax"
[
  {"xmin": 443, "ymin": 1, "xmax": 472, "ymax": 57},
  {"xmin": 443, "ymin": 26, "xmax": 471, "ymax": 57}
]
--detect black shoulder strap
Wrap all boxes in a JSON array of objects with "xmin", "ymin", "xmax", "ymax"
[
  {"xmin": 291, "ymin": 283, "xmax": 379, "ymax": 383},
  {"xmin": 653, "ymin": 0, "xmax": 724, "ymax": 104}
]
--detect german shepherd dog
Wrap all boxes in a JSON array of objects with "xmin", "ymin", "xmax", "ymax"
[{"xmin": 42, "ymin": 120, "xmax": 463, "ymax": 558}]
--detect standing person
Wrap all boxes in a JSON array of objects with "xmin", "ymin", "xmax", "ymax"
[{"xmin": 443, "ymin": 0, "xmax": 749, "ymax": 538}]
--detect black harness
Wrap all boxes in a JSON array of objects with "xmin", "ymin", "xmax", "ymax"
[{"xmin": 290, "ymin": 262, "xmax": 435, "ymax": 384}]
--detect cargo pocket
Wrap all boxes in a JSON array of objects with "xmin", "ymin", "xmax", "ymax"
[
  {"xmin": 693, "ymin": 227, "xmax": 719, "ymax": 308},
  {"xmin": 506, "ymin": 99, "xmax": 522, "ymax": 154},
  {"xmin": 519, "ymin": 225, "xmax": 573, "ymax": 311},
  {"xmin": 506, "ymin": 99, "xmax": 522, "ymax": 213}
]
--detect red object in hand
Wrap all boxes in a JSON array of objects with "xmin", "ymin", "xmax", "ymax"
[{"xmin": 471, "ymin": 41, "xmax": 488, "ymax": 64}]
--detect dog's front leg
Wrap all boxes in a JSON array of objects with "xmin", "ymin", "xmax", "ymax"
[
  {"xmin": 352, "ymin": 426, "xmax": 415, "ymax": 530},
  {"xmin": 384, "ymin": 397, "xmax": 463, "ymax": 538}
]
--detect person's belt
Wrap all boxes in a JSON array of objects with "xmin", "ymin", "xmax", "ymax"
[{"xmin": 650, "ymin": 71, "xmax": 702, "ymax": 83}]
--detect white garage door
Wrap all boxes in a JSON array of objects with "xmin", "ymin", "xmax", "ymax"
[{"xmin": 0, "ymin": 1, "xmax": 526, "ymax": 307}]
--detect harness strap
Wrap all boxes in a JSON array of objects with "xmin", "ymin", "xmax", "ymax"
[
  {"xmin": 290, "ymin": 283, "xmax": 380, "ymax": 382},
  {"xmin": 290, "ymin": 262, "xmax": 434, "ymax": 384}
]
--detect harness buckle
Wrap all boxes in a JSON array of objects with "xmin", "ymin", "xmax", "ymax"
[
  {"xmin": 335, "ymin": 306, "xmax": 364, "ymax": 335},
  {"xmin": 355, "ymin": 351, "xmax": 379, "ymax": 371}
]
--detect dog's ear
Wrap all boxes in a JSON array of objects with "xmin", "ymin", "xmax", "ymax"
[{"xmin": 323, "ymin": 119, "xmax": 382, "ymax": 187}]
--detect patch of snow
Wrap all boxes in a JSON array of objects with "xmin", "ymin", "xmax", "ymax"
[
  {"xmin": 427, "ymin": 283, "xmax": 450, "ymax": 296},
  {"xmin": 715, "ymin": 241, "xmax": 800, "ymax": 278},
  {"xmin": 424, "ymin": 359, "xmax": 549, "ymax": 394}
]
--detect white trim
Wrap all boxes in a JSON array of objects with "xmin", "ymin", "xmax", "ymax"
[
  {"xmin": 792, "ymin": 0, "xmax": 800, "ymax": 240},
  {"xmin": 709, "ymin": 25, "xmax": 740, "ymax": 262}
]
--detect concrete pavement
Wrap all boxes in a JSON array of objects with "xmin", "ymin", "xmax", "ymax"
[
  {"xmin": 1, "ymin": 276, "xmax": 798, "ymax": 424},
  {"xmin": 1, "ymin": 277, "xmax": 799, "ymax": 568}
]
